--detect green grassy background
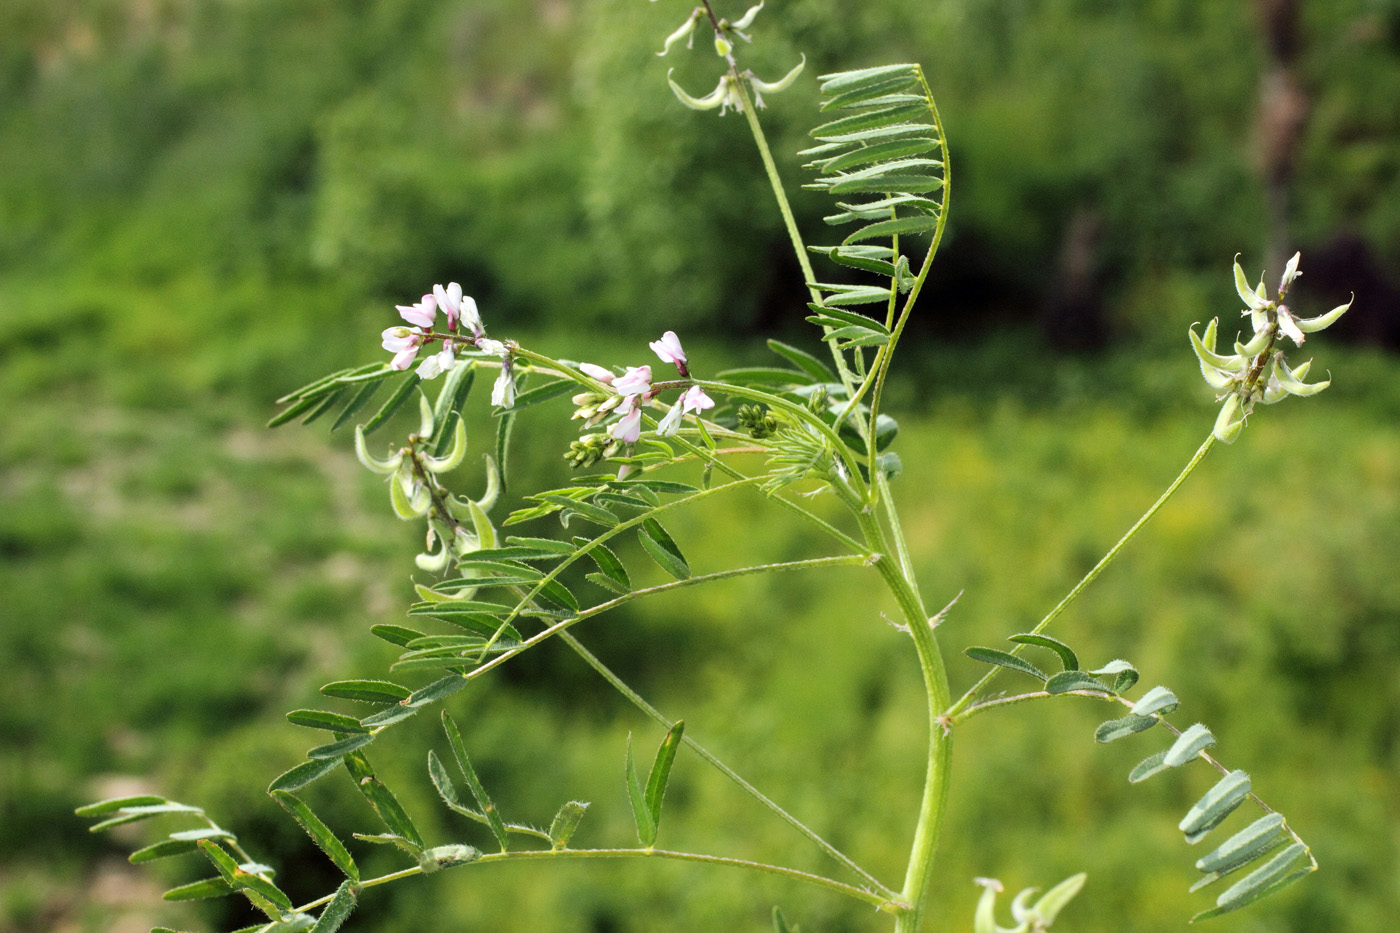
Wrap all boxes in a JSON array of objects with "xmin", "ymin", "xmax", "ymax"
[{"xmin": 2, "ymin": 1, "xmax": 1398, "ymax": 931}]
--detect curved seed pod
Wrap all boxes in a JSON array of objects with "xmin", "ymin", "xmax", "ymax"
[
  {"xmin": 355, "ymin": 426, "xmax": 403, "ymax": 474},
  {"xmin": 421, "ymin": 418, "xmax": 467, "ymax": 474},
  {"xmin": 417, "ymin": 394, "xmax": 435, "ymax": 438}
]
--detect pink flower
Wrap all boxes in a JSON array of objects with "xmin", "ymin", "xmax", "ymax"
[
  {"xmin": 579, "ymin": 362, "xmax": 615, "ymax": 384},
  {"xmin": 613, "ymin": 365, "xmax": 653, "ymax": 397},
  {"xmin": 610, "ymin": 399, "xmax": 644, "ymax": 443},
  {"xmin": 649, "ymin": 331, "xmax": 689, "ymax": 376},
  {"xmin": 396, "ymin": 295, "xmax": 437, "ymax": 329},
  {"xmin": 681, "ymin": 385, "xmax": 714, "ymax": 413},
  {"xmin": 657, "ymin": 385, "xmax": 715, "ymax": 436}
]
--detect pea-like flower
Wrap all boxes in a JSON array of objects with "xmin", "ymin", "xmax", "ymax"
[
  {"xmin": 667, "ymin": 56, "xmax": 804, "ymax": 115},
  {"xmin": 656, "ymin": 384, "xmax": 716, "ymax": 436},
  {"xmin": 649, "ymin": 330, "xmax": 689, "ymax": 376},
  {"xmin": 612, "ymin": 365, "xmax": 653, "ymax": 398},
  {"xmin": 382, "ymin": 326, "xmax": 425, "ymax": 370},
  {"xmin": 395, "ymin": 295, "xmax": 437, "ymax": 329},
  {"xmin": 610, "ymin": 395, "xmax": 643, "ymax": 444}
]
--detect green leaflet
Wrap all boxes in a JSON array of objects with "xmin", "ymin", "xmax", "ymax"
[
  {"xmin": 443, "ymin": 711, "xmax": 509, "ymax": 853},
  {"xmin": 343, "ymin": 751, "xmax": 425, "ymax": 850},
  {"xmin": 309, "ymin": 880, "xmax": 358, "ymax": 933},
  {"xmin": 625, "ymin": 724, "xmax": 682, "ymax": 848},
  {"xmin": 638, "ymin": 518, "xmax": 690, "ymax": 579},
  {"xmin": 1179, "ymin": 770, "xmax": 1252, "ymax": 843},
  {"xmin": 272, "ymin": 791, "xmax": 359, "ymax": 883},
  {"xmin": 286, "ymin": 709, "xmax": 369, "ymax": 733},
  {"xmin": 1008, "ymin": 633, "xmax": 1079, "ymax": 671},
  {"xmin": 548, "ymin": 801, "xmax": 590, "ymax": 851},
  {"xmin": 162, "ymin": 876, "xmax": 233, "ymax": 901},
  {"xmin": 1195, "ymin": 814, "xmax": 1287, "ymax": 876},
  {"xmin": 963, "ymin": 646, "xmax": 1047, "ymax": 682},
  {"xmin": 320, "ymin": 679, "xmax": 411, "ymax": 705}
]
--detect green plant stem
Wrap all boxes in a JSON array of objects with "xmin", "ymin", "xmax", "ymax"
[
  {"xmin": 290, "ymin": 846, "xmax": 897, "ymax": 919},
  {"xmin": 457, "ymin": 555, "xmax": 873, "ymax": 684},
  {"xmin": 854, "ymin": 510, "xmax": 953, "ymax": 933},
  {"xmin": 731, "ymin": 77, "xmax": 862, "ymax": 405},
  {"xmin": 946, "ymin": 432, "xmax": 1218, "ymax": 719},
  {"xmin": 558, "ymin": 630, "xmax": 897, "ymax": 897}
]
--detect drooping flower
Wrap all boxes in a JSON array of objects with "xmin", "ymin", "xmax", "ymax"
[
  {"xmin": 382, "ymin": 325, "xmax": 425, "ymax": 370},
  {"xmin": 656, "ymin": 399, "xmax": 685, "ymax": 436},
  {"xmin": 681, "ymin": 384, "xmax": 714, "ymax": 413},
  {"xmin": 416, "ymin": 344, "xmax": 456, "ymax": 381},
  {"xmin": 396, "ymin": 295, "xmax": 437, "ymax": 329},
  {"xmin": 491, "ymin": 361, "xmax": 516, "ymax": 408},
  {"xmin": 609, "ymin": 395, "xmax": 643, "ymax": 443}
]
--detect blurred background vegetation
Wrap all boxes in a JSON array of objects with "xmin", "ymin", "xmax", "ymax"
[{"xmin": 1, "ymin": 0, "xmax": 1397, "ymax": 930}]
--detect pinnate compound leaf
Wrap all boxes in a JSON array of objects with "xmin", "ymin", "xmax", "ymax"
[
  {"xmin": 548, "ymin": 801, "xmax": 590, "ymax": 851},
  {"xmin": 343, "ymin": 751, "xmax": 425, "ymax": 850},
  {"xmin": 963, "ymin": 647, "xmax": 1047, "ymax": 682},
  {"xmin": 1195, "ymin": 814, "xmax": 1287, "ymax": 876},
  {"xmin": 1008, "ymin": 633, "xmax": 1079, "ymax": 671},
  {"xmin": 1164, "ymin": 723, "xmax": 1217, "ymax": 767},
  {"xmin": 639, "ymin": 519, "xmax": 690, "ymax": 579},
  {"xmin": 272, "ymin": 791, "xmax": 358, "ymax": 883},
  {"xmin": 309, "ymin": 880, "xmax": 358, "ymax": 933},
  {"xmin": 442, "ymin": 711, "xmax": 508, "ymax": 853}
]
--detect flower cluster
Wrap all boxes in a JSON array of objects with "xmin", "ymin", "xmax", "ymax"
[
  {"xmin": 656, "ymin": 1, "xmax": 805, "ymax": 115},
  {"xmin": 381, "ymin": 283, "xmax": 516, "ymax": 407},
  {"xmin": 1190, "ymin": 253, "xmax": 1350, "ymax": 443},
  {"xmin": 571, "ymin": 330, "xmax": 715, "ymax": 456}
]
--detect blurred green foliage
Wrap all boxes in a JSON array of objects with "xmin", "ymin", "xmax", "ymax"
[{"xmin": 2, "ymin": 0, "xmax": 1398, "ymax": 931}]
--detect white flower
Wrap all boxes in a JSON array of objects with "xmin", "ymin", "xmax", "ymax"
[
  {"xmin": 656, "ymin": 398, "xmax": 686, "ymax": 436},
  {"xmin": 613, "ymin": 365, "xmax": 653, "ymax": 397},
  {"xmin": 416, "ymin": 345, "xmax": 456, "ymax": 381},
  {"xmin": 396, "ymin": 295, "xmax": 437, "ymax": 329},
  {"xmin": 491, "ymin": 364, "xmax": 516, "ymax": 408},
  {"xmin": 476, "ymin": 337, "xmax": 507, "ymax": 357}
]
